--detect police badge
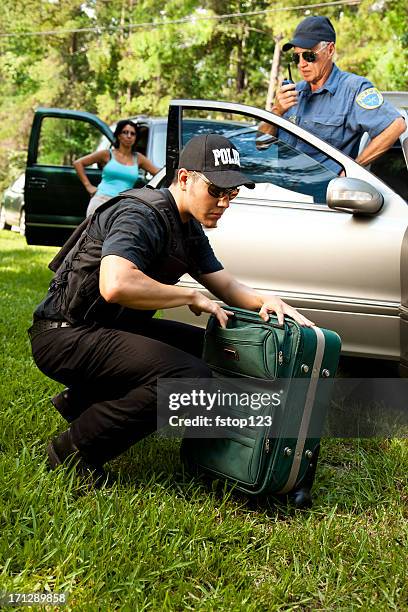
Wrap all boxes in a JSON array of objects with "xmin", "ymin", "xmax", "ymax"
[{"xmin": 356, "ymin": 87, "xmax": 384, "ymax": 110}]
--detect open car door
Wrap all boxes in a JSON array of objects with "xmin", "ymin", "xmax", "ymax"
[
  {"xmin": 161, "ymin": 99, "xmax": 406, "ymax": 365},
  {"xmin": 25, "ymin": 108, "xmax": 114, "ymax": 246}
]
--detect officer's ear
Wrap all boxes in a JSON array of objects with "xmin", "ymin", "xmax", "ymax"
[
  {"xmin": 327, "ymin": 42, "xmax": 335, "ymax": 59},
  {"xmin": 178, "ymin": 169, "xmax": 190, "ymax": 191}
]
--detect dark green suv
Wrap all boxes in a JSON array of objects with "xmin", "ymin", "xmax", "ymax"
[{"xmin": 25, "ymin": 108, "xmax": 247, "ymax": 246}]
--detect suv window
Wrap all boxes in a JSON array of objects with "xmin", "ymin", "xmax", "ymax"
[{"xmin": 37, "ymin": 117, "xmax": 105, "ymax": 166}]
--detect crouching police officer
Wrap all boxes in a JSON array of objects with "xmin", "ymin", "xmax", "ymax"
[{"xmin": 29, "ymin": 134, "xmax": 314, "ymax": 500}]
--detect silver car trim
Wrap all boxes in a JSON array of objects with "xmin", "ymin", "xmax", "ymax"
[
  {"xmin": 268, "ymin": 300, "xmax": 399, "ymax": 317},
  {"xmin": 233, "ymin": 197, "xmax": 340, "ymax": 213},
  {"xmin": 278, "ymin": 326, "xmax": 325, "ymax": 495},
  {"xmin": 177, "ymin": 279, "xmax": 400, "ymax": 315}
]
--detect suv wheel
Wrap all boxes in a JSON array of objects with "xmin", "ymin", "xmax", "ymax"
[{"xmin": 0, "ymin": 206, "xmax": 11, "ymax": 231}]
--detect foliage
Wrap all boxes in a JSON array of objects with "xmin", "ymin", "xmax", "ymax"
[
  {"xmin": 0, "ymin": 0, "xmax": 406, "ymax": 192},
  {"xmin": 1, "ymin": 229, "xmax": 408, "ymax": 609}
]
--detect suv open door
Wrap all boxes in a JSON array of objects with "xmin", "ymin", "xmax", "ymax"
[{"xmin": 25, "ymin": 108, "xmax": 114, "ymax": 246}]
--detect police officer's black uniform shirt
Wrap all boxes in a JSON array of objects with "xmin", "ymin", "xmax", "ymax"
[
  {"xmin": 99, "ymin": 188, "xmax": 221, "ymax": 276},
  {"xmin": 34, "ymin": 188, "xmax": 223, "ymax": 324}
]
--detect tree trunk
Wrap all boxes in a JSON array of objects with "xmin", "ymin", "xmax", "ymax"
[{"xmin": 266, "ymin": 34, "xmax": 282, "ymax": 110}]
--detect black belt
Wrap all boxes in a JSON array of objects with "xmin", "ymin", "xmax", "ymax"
[{"xmin": 28, "ymin": 319, "xmax": 71, "ymax": 340}]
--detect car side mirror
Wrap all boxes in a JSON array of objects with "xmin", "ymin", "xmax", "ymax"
[{"xmin": 327, "ymin": 177, "xmax": 383, "ymax": 215}]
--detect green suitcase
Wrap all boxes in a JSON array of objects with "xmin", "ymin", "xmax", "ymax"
[{"xmin": 181, "ymin": 307, "xmax": 341, "ymax": 499}]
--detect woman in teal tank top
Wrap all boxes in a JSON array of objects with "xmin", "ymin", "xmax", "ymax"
[{"xmin": 73, "ymin": 119, "xmax": 159, "ymax": 216}]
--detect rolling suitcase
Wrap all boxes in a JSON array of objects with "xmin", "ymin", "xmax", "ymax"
[{"xmin": 181, "ymin": 307, "xmax": 341, "ymax": 502}]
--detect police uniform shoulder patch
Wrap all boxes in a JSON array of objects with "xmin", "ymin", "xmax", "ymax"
[{"xmin": 356, "ymin": 87, "xmax": 384, "ymax": 110}]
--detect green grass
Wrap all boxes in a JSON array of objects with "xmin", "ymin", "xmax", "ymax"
[{"xmin": 0, "ymin": 229, "xmax": 407, "ymax": 611}]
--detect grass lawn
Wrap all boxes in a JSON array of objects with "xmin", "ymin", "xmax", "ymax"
[{"xmin": 0, "ymin": 229, "xmax": 407, "ymax": 610}]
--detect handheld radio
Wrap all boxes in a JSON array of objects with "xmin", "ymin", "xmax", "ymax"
[{"xmin": 281, "ymin": 64, "xmax": 294, "ymax": 87}]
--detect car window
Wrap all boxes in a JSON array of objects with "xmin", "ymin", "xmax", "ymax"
[
  {"xmin": 98, "ymin": 121, "xmax": 165, "ymax": 169},
  {"xmin": 150, "ymin": 119, "xmax": 252, "ymax": 170},
  {"xmin": 370, "ymin": 141, "xmax": 408, "ymax": 201},
  {"xmin": 182, "ymin": 111, "xmax": 339, "ymax": 205},
  {"xmin": 182, "ymin": 119, "xmax": 250, "ymax": 144},
  {"xmin": 100, "ymin": 121, "xmax": 151, "ymax": 158},
  {"xmin": 97, "ymin": 118, "xmax": 266, "ymax": 171},
  {"xmin": 150, "ymin": 123, "xmax": 167, "ymax": 168},
  {"xmin": 37, "ymin": 117, "xmax": 106, "ymax": 166}
]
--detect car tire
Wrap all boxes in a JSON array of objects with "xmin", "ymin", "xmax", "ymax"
[
  {"xmin": 19, "ymin": 208, "xmax": 26, "ymax": 236},
  {"xmin": 0, "ymin": 206, "xmax": 12, "ymax": 231}
]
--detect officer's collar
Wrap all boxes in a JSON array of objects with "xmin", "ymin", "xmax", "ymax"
[{"xmin": 299, "ymin": 63, "xmax": 340, "ymax": 95}]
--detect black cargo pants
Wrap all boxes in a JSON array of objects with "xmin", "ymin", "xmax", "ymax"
[{"xmin": 30, "ymin": 318, "xmax": 210, "ymax": 465}]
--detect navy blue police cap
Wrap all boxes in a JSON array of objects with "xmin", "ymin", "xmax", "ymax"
[{"xmin": 282, "ymin": 16, "xmax": 336, "ymax": 51}]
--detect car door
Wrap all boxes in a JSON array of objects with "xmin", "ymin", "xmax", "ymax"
[
  {"xmin": 161, "ymin": 99, "xmax": 408, "ymax": 362},
  {"xmin": 25, "ymin": 108, "xmax": 114, "ymax": 246}
]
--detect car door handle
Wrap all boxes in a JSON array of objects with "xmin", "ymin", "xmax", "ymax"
[{"xmin": 28, "ymin": 177, "xmax": 48, "ymax": 189}]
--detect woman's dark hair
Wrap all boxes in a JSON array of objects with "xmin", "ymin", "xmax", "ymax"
[{"xmin": 113, "ymin": 119, "xmax": 138, "ymax": 152}]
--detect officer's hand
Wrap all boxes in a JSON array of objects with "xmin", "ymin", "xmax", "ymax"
[
  {"xmin": 87, "ymin": 184, "xmax": 98, "ymax": 196},
  {"xmin": 189, "ymin": 292, "xmax": 234, "ymax": 328},
  {"xmin": 275, "ymin": 83, "xmax": 298, "ymax": 115},
  {"xmin": 258, "ymin": 296, "xmax": 315, "ymax": 327}
]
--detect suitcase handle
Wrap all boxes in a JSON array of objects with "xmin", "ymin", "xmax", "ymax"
[{"xmin": 217, "ymin": 308, "xmax": 294, "ymax": 367}]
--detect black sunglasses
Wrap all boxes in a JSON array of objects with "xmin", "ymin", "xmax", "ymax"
[
  {"xmin": 193, "ymin": 172, "xmax": 240, "ymax": 200},
  {"xmin": 291, "ymin": 44, "xmax": 328, "ymax": 64}
]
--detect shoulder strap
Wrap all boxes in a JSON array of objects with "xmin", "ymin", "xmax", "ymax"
[
  {"xmin": 118, "ymin": 186, "xmax": 173, "ymax": 234},
  {"xmin": 48, "ymin": 187, "xmax": 172, "ymax": 273}
]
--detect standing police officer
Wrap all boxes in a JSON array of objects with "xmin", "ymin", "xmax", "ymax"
[
  {"xmin": 261, "ymin": 16, "xmax": 405, "ymax": 173},
  {"xmin": 29, "ymin": 134, "xmax": 314, "ymax": 487}
]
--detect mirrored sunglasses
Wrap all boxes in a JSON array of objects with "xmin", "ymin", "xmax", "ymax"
[
  {"xmin": 291, "ymin": 44, "xmax": 328, "ymax": 64},
  {"xmin": 193, "ymin": 172, "xmax": 240, "ymax": 200}
]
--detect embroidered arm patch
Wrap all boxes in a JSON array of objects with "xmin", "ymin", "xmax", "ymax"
[{"xmin": 356, "ymin": 87, "xmax": 384, "ymax": 109}]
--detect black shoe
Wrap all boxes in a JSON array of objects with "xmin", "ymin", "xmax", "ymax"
[
  {"xmin": 47, "ymin": 429, "xmax": 107, "ymax": 489},
  {"xmin": 289, "ymin": 444, "xmax": 321, "ymax": 510},
  {"xmin": 51, "ymin": 388, "xmax": 77, "ymax": 422}
]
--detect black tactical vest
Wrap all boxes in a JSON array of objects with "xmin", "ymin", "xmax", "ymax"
[{"xmin": 43, "ymin": 187, "xmax": 202, "ymax": 326}]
